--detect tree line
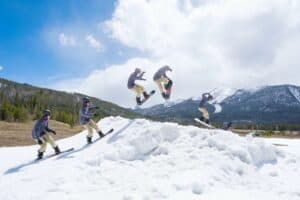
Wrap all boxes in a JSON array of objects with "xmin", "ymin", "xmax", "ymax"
[{"xmin": 0, "ymin": 90, "xmax": 82, "ymax": 127}]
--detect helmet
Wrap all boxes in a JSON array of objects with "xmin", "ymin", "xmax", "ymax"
[
  {"xmin": 163, "ymin": 65, "xmax": 172, "ymax": 71},
  {"xmin": 42, "ymin": 109, "xmax": 51, "ymax": 117},
  {"xmin": 83, "ymin": 96, "xmax": 90, "ymax": 104},
  {"xmin": 135, "ymin": 68, "xmax": 142, "ymax": 73}
]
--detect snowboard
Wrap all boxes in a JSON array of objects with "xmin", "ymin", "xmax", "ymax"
[
  {"xmin": 194, "ymin": 118, "xmax": 215, "ymax": 129},
  {"xmin": 35, "ymin": 147, "xmax": 74, "ymax": 161},
  {"xmin": 164, "ymin": 81, "xmax": 172, "ymax": 100},
  {"xmin": 90, "ymin": 128, "xmax": 114, "ymax": 143},
  {"xmin": 139, "ymin": 90, "xmax": 155, "ymax": 105}
]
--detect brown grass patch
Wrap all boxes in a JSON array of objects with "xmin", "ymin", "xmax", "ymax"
[{"xmin": 0, "ymin": 120, "xmax": 84, "ymax": 147}]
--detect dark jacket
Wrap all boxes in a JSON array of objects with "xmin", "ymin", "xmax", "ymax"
[
  {"xmin": 32, "ymin": 117, "xmax": 55, "ymax": 139},
  {"xmin": 79, "ymin": 105, "xmax": 97, "ymax": 125},
  {"xmin": 153, "ymin": 66, "xmax": 172, "ymax": 81},
  {"xmin": 199, "ymin": 93, "xmax": 212, "ymax": 108},
  {"xmin": 127, "ymin": 71, "xmax": 145, "ymax": 89}
]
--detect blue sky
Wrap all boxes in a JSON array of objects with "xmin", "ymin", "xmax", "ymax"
[
  {"xmin": 1, "ymin": 0, "xmax": 299, "ymax": 107},
  {"xmin": 0, "ymin": 0, "xmax": 138, "ymax": 86}
]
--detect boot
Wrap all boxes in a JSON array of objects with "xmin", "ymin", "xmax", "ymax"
[
  {"xmin": 54, "ymin": 146, "xmax": 61, "ymax": 155},
  {"xmin": 98, "ymin": 131, "xmax": 105, "ymax": 138},
  {"xmin": 164, "ymin": 80, "xmax": 173, "ymax": 90},
  {"xmin": 143, "ymin": 91, "xmax": 149, "ymax": 99},
  {"xmin": 136, "ymin": 97, "xmax": 142, "ymax": 105},
  {"xmin": 161, "ymin": 92, "xmax": 167, "ymax": 98},
  {"xmin": 205, "ymin": 119, "xmax": 210, "ymax": 124},
  {"xmin": 87, "ymin": 136, "xmax": 92, "ymax": 144},
  {"xmin": 37, "ymin": 151, "xmax": 44, "ymax": 160},
  {"xmin": 200, "ymin": 116, "xmax": 205, "ymax": 122}
]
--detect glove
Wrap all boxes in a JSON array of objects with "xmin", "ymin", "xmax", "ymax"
[
  {"xmin": 52, "ymin": 130, "xmax": 56, "ymax": 135},
  {"xmin": 37, "ymin": 138, "xmax": 43, "ymax": 145}
]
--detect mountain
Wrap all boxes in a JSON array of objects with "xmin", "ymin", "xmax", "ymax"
[
  {"xmin": 0, "ymin": 77, "xmax": 144, "ymax": 125},
  {"xmin": 136, "ymin": 85, "xmax": 300, "ymax": 125},
  {"xmin": 1, "ymin": 117, "xmax": 299, "ymax": 199}
]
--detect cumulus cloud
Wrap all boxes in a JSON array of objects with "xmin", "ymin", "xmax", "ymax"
[
  {"xmin": 59, "ymin": 33, "xmax": 77, "ymax": 46},
  {"xmin": 53, "ymin": 58, "xmax": 160, "ymax": 107},
  {"xmin": 86, "ymin": 34, "xmax": 103, "ymax": 52},
  {"xmin": 54, "ymin": 0, "xmax": 300, "ymax": 107}
]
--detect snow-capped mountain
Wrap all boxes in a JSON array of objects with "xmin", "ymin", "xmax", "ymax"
[
  {"xmin": 1, "ymin": 117, "xmax": 300, "ymax": 200},
  {"xmin": 136, "ymin": 85, "xmax": 300, "ymax": 124},
  {"xmin": 223, "ymin": 85, "xmax": 300, "ymax": 107}
]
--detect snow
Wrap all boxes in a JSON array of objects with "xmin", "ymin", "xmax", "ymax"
[
  {"xmin": 288, "ymin": 86, "xmax": 300, "ymax": 103},
  {"xmin": 1, "ymin": 117, "xmax": 300, "ymax": 200},
  {"xmin": 192, "ymin": 87, "xmax": 237, "ymax": 102}
]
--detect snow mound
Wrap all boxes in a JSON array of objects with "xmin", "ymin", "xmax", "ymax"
[
  {"xmin": 207, "ymin": 133, "xmax": 278, "ymax": 166},
  {"xmin": 0, "ymin": 117, "xmax": 299, "ymax": 200}
]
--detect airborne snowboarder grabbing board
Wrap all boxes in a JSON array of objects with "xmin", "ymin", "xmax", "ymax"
[
  {"xmin": 153, "ymin": 65, "xmax": 173, "ymax": 100},
  {"xmin": 32, "ymin": 109, "xmax": 61, "ymax": 160},
  {"xmin": 197, "ymin": 92, "xmax": 213, "ymax": 125},
  {"xmin": 127, "ymin": 68, "xmax": 155, "ymax": 105}
]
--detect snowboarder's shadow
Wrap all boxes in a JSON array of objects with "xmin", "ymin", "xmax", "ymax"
[
  {"xmin": 4, "ymin": 160, "xmax": 37, "ymax": 175},
  {"xmin": 107, "ymin": 120, "xmax": 135, "ymax": 144},
  {"xmin": 56, "ymin": 120, "xmax": 135, "ymax": 159}
]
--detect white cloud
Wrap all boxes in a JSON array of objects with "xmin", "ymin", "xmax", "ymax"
[
  {"xmin": 53, "ymin": 58, "xmax": 159, "ymax": 107},
  {"xmin": 54, "ymin": 0, "xmax": 300, "ymax": 108},
  {"xmin": 0, "ymin": 65, "xmax": 3, "ymax": 71},
  {"xmin": 59, "ymin": 33, "xmax": 77, "ymax": 46},
  {"xmin": 86, "ymin": 34, "xmax": 103, "ymax": 52}
]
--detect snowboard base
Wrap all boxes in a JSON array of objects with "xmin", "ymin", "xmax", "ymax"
[{"xmin": 194, "ymin": 118, "xmax": 215, "ymax": 129}]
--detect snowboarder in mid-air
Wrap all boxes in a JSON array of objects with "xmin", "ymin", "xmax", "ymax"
[
  {"xmin": 32, "ymin": 109, "xmax": 61, "ymax": 160},
  {"xmin": 79, "ymin": 97, "xmax": 105, "ymax": 144},
  {"xmin": 127, "ymin": 68, "xmax": 155, "ymax": 105},
  {"xmin": 153, "ymin": 65, "xmax": 173, "ymax": 100},
  {"xmin": 198, "ymin": 92, "xmax": 213, "ymax": 124}
]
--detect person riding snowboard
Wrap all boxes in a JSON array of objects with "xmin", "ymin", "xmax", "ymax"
[
  {"xmin": 127, "ymin": 68, "xmax": 152, "ymax": 105},
  {"xmin": 79, "ymin": 97, "xmax": 105, "ymax": 144},
  {"xmin": 153, "ymin": 65, "xmax": 173, "ymax": 99},
  {"xmin": 32, "ymin": 109, "xmax": 61, "ymax": 160},
  {"xmin": 198, "ymin": 92, "xmax": 213, "ymax": 124},
  {"xmin": 222, "ymin": 121, "xmax": 233, "ymax": 130}
]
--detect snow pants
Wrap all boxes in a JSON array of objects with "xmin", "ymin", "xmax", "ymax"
[
  {"xmin": 198, "ymin": 107, "xmax": 209, "ymax": 120},
  {"xmin": 38, "ymin": 133, "xmax": 57, "ymax": 153},
  {"xmin": 131, "ymin": 84, "xmax": 144, "ymax": 98},
  {"xmin": 84, "ymin": 119, "xmax": 100, "ymax": 138},
  {"xmin": 155, "ymin": 76, "xmax": 169, "ymax": 94}
]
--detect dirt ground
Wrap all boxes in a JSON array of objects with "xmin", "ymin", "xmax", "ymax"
[
  {"xmin": 1, "ymin": 121, "xmax": 299, "ymax": 147},
  {"xmin": 0, "ymin": 120, "xmax": 84, "ymax": 147}
]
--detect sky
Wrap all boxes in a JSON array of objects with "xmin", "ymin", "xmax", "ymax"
[{"xmin": 1, "ymin": 0, "xmax": 300, "ymax": 108}]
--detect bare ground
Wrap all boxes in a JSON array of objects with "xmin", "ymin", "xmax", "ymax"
[{"xmin": 0, "ymin": 120, "xmax": 84, "ymax": 147}]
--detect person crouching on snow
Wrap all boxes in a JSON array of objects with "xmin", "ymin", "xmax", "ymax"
[
  {"xmin": 79, "ymin": 97, "xmax": 104, "ymax": 144},
  {"xmin": 32, "ymin": 109, "xmax": 61, "ymax": 160}
]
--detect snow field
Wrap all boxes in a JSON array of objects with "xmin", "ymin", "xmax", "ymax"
[{"xmin": 0, "ymin": 116, "xmax": 299, "ymax": 200}]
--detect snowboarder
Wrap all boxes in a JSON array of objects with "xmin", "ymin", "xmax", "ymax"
[
  {"xmin": 79, "ymin": 96, "xmax": 105, "ymax": 144},
  {"xmin": 127, "ymin": 68, "xmax": 154, "ymax": 105},
  {"xmin": 222, "ymin": 121, "xmax": 232, "ymax": 130},
  {"xmin": 198, "ymin": 92, "xmax": 213, "ymax": 124},
  {"xmin": 153, "ymin": 65, "xmax": 173, "ymax": 99},
  {"xmin": 32, "ymin": 109, "xmax": 61, "ymax": 160}
]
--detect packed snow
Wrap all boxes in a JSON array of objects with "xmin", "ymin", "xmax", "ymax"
[{"xmin": 0, "ymin": 117, "xmax": 300, "ymax": 200}]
